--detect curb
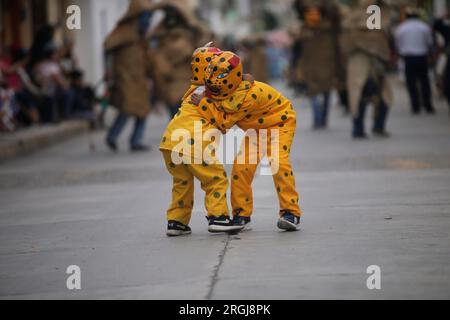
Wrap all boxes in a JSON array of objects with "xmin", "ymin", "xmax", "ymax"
[{"xmin": 0, "ymin": 120, "xmax": 89, "ymax": 161}]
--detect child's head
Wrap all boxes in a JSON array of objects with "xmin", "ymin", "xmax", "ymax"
[
  {"xmin": 303, "ymin": 6, "xmax": 322, "ymax": 28},
  {"xmin": 204, "ymin": 51, "xmax": 243, "ymax": 100},
  {"xmin": 191, "ymin": 45, "xmax": 222, "ymax": 86}
]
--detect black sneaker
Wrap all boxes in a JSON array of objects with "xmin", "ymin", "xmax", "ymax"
[
  {"xmin": 167, "ymin": 220, "xmax": 192, "ymax": 237},
  {"xmin": 106, "ymin": 139, "xmax": 118, "ymax": 152},
  {"xmin": 352, "ymin": 132, "xmax": 368, "ymax": 140},
  {"xmin": 232, "ymin": 215, "xmax": 251, "ymax": 231},
  {"xmin": 372, "ymin": 129, "xmax": 391, "ymax": 138},
  {"xmin": 208, "ymin": 215, "xmax": 245, "ymax": 233},
  {"xmin": 277, "ymin": 212, "xmax": 300, "ymax": 231},
  {"xmin": 130, "ymin": 144, "xmax": 151, "ymax": 152},
  {"xmin": 426, "ymin": 107, "xmax": 436, "ymax": 115}
]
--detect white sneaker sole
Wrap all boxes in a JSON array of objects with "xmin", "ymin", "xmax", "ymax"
[
  {"xmin": 277, "ymin": 219, "xmax": 299, "ymax": 231},
  {"xmin": 240, "ymin": 222, "xmax": 252, "ymax": 232},
  {"xmin": 166, "ymin": 229, "xmax": 192, "ymax": 237},
  {"xmin": 208, "ymin": 224, "xmax": 245, "ymax": 233}
]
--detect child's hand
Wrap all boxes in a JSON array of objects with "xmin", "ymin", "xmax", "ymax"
[
  {"xmin": 190, "ymin": 92, "xmax": 205, "ymax": 105},
  {"xmin": 244, "ymin": 73, "xmax": 255, "ymax": 84}
]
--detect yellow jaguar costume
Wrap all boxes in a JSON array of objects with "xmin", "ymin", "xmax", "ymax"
[{"xmin": 201, "ymin": 51, "xmax": 302, "ymax": 219}]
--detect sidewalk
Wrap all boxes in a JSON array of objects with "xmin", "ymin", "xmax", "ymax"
[{"xmin": 0, "ymin": 120, "xmax": 89, "ymax": 161}]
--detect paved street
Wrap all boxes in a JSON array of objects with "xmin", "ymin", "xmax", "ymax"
[{"xmin": 0, "ymin": 80, "xmax": 449, "ymax": 299}]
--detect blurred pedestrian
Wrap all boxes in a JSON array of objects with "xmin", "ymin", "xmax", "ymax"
[
  {"xmin": 293, "ymin": 0, "xmax": 341, "ymax": 129},
  {"xmin": 149, "ymin": 1, "xmax": 211, "ymax": 118},
  {"xmin": 240, "ymin": 35, "xmax": 270, "ymax": 83},
  {"xmin": 342, "ymin": 0, "xmax": 393, "ymax": 139},
  {"xmin": 395, "ymin": 7, "xmax": 435, "ymax": 115},
  {"xmin": 104, "ymin": 0, "xmax": 156, "ymax": 152},
  {"xmin": 266, "ymin": 31, "xmax": 291, "ymax": 80},
  {"xmin": 287, "ymin": 21, "xmax": 306, "ymax": 96},
  {"xmin": 337, "ymin": 3, "xmax": 351, "ymax": 115},
  {"xmin": 433, "ymin": 10, "xmax": 450, "ymax": 116}
]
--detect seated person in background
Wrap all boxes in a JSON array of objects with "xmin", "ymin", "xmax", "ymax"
[
  {"xmin": 0, "ymin": 70, "xmax": 19, "ymax": 132},
  {"xmin": 34, "ymin": 45, "xmax": 69, "ymax": 123},
  {"xmin": 65, "ymin": 70, "xmax": 97, "ymax": 128},
  {"xmin": 7, "ymin": 48, "xmax": 42, "ymax": 126}
]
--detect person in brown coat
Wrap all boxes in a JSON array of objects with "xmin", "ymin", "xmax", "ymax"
[
  {"xmin": 293, "ymin": 0, "xmax": 341, "ymax": 129},
  {"xmin": 148, "ymin": 1, "xmax": 211, "ymax": 118},
  {"xmin": 336, "ymin": 3, "xmax": 351, "ymax": 115},
  {"xmin": 341, "ymin": 0, "xmax": 394, "ymax": 138},
  {"xmin": 104, "ymin": 0, "xmax": 155, "ymax": 152},
  {"xmin": 240, "ymin": 35, "xmax": 270, "ymax": 83}
]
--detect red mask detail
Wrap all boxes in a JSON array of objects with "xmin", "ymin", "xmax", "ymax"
[{"xmin": 228, "ymin": 55, "xmax": 241, "ymax": 68}]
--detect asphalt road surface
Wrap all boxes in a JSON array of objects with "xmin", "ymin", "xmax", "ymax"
[{"xmin": 1, "ymin": 80, "xmax": 449, "ymax": 299}]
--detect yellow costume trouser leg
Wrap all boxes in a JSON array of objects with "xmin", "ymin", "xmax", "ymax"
[
  {"xmin": 231, "ymin": 161, "xmax": 259, "ymax": 218},
  {"xmin": 162, "ymin": 150, "xmax": 229, "ymax": 225},
  {"xmin": 162, "ymin": 150, "xmax": 195, "ymax": 225},
  {"xmin": 230, "ymin": 131, "xmax": 259, "ymax": 217},
  {"xmin": 231, "ymin": 127, "xmax": 302, "ymax": 218},
  {"xmin": 272, "ymin": 160, "xmax": 301, "ymax": 217}
]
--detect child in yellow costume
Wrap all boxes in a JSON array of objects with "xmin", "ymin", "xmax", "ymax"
[
  {"xmin": 159, "ymin": 46, "xmax": 245, "ymax": 237},
  {"xmin": 195, "ymin": 51, "xmax": 302, "ymax": 231}
]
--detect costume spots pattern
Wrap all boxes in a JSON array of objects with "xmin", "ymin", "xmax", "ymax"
[
  {"xmin": 160, "ymin": 85, "xmax": 222, "ymax": 160},
  {"xmin": 230, "ymin": 129, "xmax": 301, "ymax": 218},
  {"xmin": 191, "ymin": 46, "xmax": 222, "ymax": 86},
  {"xmin": 205, "ymin": 51, "xmax": 244, "ymax": 100},
  {"xmin": 197, "ymin": 81, "xmax": 302, "ymax": 218},
  {"xmin": 162, "ymin": 150, "xmax": 230, "ymax": 225}
]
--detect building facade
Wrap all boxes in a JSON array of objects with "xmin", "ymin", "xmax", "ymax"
[
  {"xmin": 1, "ymin": 0, "xmax": 128, "ymax": 86},
  {"xmin": 1, "ymin": 0, "xmax": 449, "ymax": 86}
]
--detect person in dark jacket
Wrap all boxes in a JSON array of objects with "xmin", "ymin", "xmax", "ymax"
[{"xmin": 434, "ymin": 10, "xmax": 450, "ymax": 116}]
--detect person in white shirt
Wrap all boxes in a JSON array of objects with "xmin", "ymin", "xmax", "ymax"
[
  {"xmin": 395, "ymin": 7, "xmax": 435, "ymax": 114},
  {"xmin": 34, "ymin": 46, "xmax": 70, "ymax": 123}
]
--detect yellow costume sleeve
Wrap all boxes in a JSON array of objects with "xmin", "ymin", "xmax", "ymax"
[
  {"xmin": 215, "ymin": 81, "xmax": 253, "ymax": 113},
  {"xmin": 181, "ymin": 85, "xmax": 199, "ymax": 102},
  {"xmin": 212, "ymin": 98, "xmax": 255, "ymax": 133},
  {"xmin": 198, "ymin": 81, "xmax": 255, "ymax": 133}
]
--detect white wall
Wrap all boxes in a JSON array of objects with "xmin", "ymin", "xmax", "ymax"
[
  {"xmin": 434, "ymin": 0, "xmax": 447, "ymax": 17},
  {"xmin": 71, "ymin": 0, "xmax": 129, "ymax": 88}
]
